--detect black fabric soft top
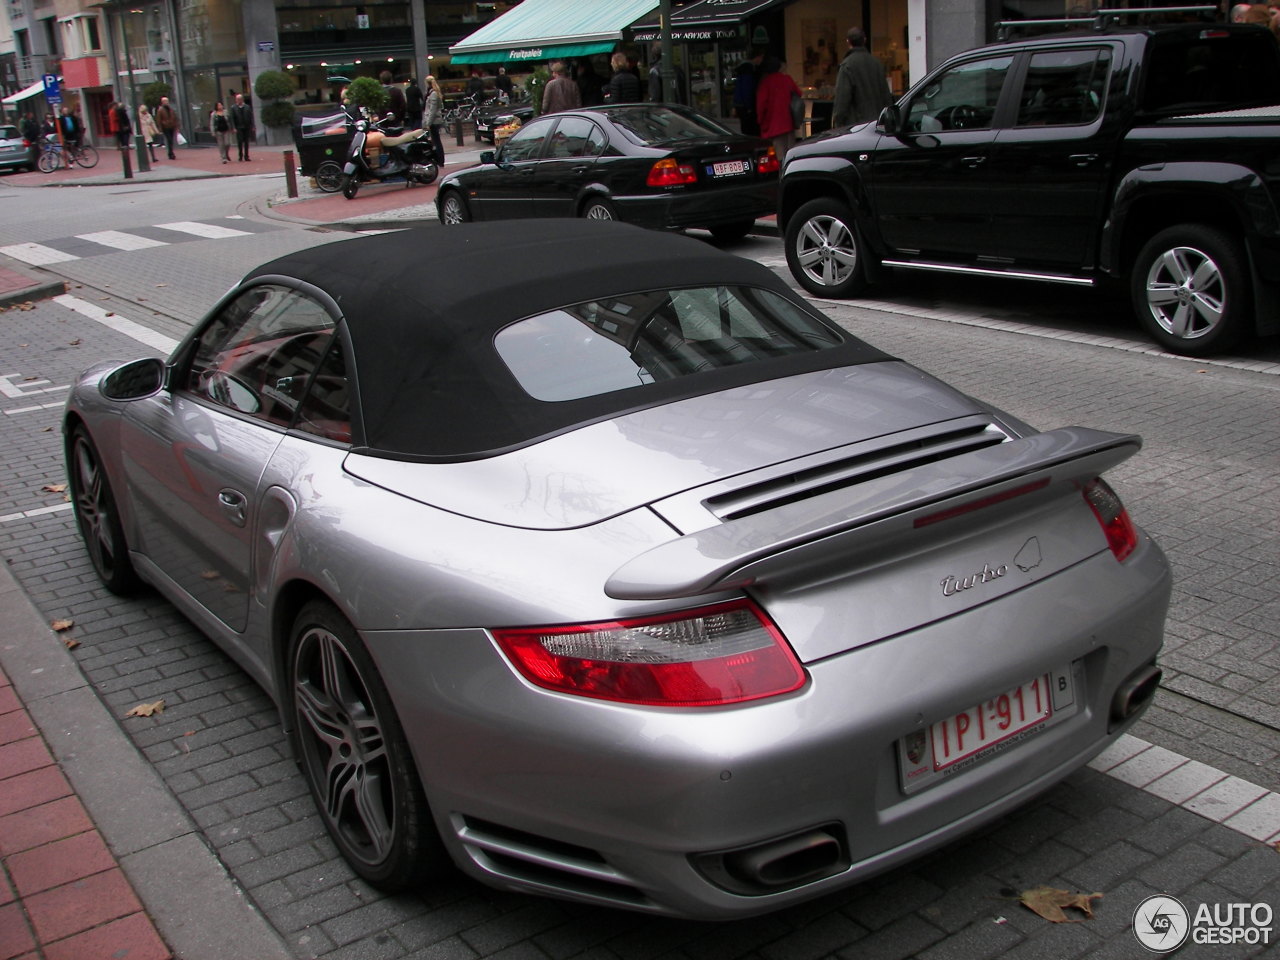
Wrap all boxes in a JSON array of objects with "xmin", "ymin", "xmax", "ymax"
[{"xmin": 244, "ymin": 220, "xmax": 892, "ymax": 460}]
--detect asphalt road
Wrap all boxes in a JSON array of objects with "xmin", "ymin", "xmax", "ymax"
[{"xmin": 0, "ymin": 173, "xmax": 1277, "ymax": 959}]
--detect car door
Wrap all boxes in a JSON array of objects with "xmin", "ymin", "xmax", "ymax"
[
  {"xmin": 987, "ymin": 45, "xmax": 1120, "ymax": 269},
  {"xmin": 120, "ymin": 284, "xmax": 338, "ymax": 632},
  {"xmin": 471, "ymin": 117, "xmax": 553, "ymax": 220},
  {"xmin": 530, "ymin": 116, "xmax": 608, "ymax": 217},
  {"xmin": 868, "ymin": 53, "xmax": 1015, "ymax": 260}
]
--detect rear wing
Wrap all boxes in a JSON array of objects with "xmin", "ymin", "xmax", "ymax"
[{"xmin": 606, "ymin": 426, "xmax": 1140, "ymax": 600}]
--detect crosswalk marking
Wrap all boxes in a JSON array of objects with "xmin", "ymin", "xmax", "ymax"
[
  {"xmin": 75, "ymin": 230, "xmax": 168, "ymax": 251},
  {"xmin": 54, "ymin": 294, "xmax": 180, "ymax": 354},
  {"xmin": 155, "ymin": 221, "xmax": 252, "ymax": 239},
  {"xmin": 0, "ymin": 242, "xmax": 79, "ymax": 266}
]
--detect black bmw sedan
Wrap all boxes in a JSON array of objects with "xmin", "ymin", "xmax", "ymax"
[{"xmin": 435, "ymin": 104, "xmax": 779, "ymax": 242}]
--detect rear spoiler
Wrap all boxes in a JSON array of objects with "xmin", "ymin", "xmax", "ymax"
[{"xmin": 605, "ymin": 426, "xmax": 1140, "ymax": 600}]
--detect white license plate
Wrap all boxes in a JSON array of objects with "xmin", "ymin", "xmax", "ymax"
[
  {"xmin": 898, "ymin": 665, "xmax": 1077, "ymax": 794},
  {"xmin": 708, "ymin": 159, "xmax": 749, "ymax": 177}
]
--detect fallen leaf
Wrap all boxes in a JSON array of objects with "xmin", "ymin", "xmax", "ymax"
[
  {"xmin": 50, "ymin": 618, "xmax": 74, "ymax": 632},
  {"xmin": 125, "ymin": 700, "xmax": 165, "ymax": 718},
  {"xmin": 62, "ymin": 637, "xmax": 80, "ymax": 650},
  {"xmin": 42, "ymin": 483, "xmax": 67, "ymax": 494},
  {"xmin": 1020, "ymin": 886, "xmax": 1103, "ymax": 923},
  {"xmin": 105, "ymin": 312, "xmax": 115, "ymax": 317},
  {"xmin": 155, "ymin": 283, "xmax": 168, "ymax": 287},
  {"xmin": 200, "ymin": 570, "xmax": 220, "ymax": 580},
  {"xmin": 68, "ymin": 339, "xmax": 81, "ymax": 346}
]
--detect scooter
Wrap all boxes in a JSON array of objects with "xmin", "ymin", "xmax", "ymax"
[{"xmin": 341, "ymin": 114, "xmax": 438, "ymax": 199}]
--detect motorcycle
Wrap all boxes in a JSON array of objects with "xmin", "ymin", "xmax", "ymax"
[{"xmin": 341, "ymin": 114, "xmax": 438, "ymax": 199}]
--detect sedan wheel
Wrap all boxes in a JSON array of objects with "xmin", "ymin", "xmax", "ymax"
[
  {"xmin": 290, "ymin": 601, "xmax": 445, "ymax": 890},
  {"xmin": 68, "ymin": 427, "xmax": 139, "ymax": 595},
  {"xmin": 785, "ymin": 198, "xmax": 868, "ymax": 298},
  {"xmin": 440, "ymin": 191, "xmax": 470, "ymax": 224},
  {"xmin": 582, "ymin": 198, "xmax": 617, "ymax": 221},
  {"xmin": 1132, "ymin": 225, "xmax": 1248, "ymax": 355}
]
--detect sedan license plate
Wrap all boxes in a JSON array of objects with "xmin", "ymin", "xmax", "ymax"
[
  {"xmin": 707, "ymin": 159, "xmax": 750, "ymax": 178},
  {"xmin": 898, "ymin": 664, "xmax": 1078, "ymax": 794}
]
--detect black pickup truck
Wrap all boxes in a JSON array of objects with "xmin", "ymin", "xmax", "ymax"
[{"xmin": 778, "ymin": 20, "xmax": 1280, "ymax": 355}]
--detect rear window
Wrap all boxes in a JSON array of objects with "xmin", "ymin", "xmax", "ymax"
[
  {"xmin": 0, "ymin": 126, "xmax": 19, "ymax": 140},
  {"xmin": 608, "ymin": 106, "xmax": 735, "ymax": 145},
  {"xmin": 1143, "ymin": 30, "xmax": 1280, "ymax": 113},
  {"xmin": 495, "ymin": 286, "xmax": 843, "ymax": 402}
]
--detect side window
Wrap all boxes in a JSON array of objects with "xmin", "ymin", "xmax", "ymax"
[
  {"xmin": 294, "ymin": 337, "xmax": 352, "ymax": 444},
  {"xmin": 547, "ymin": 116, "xmax": 603, "ymax": 158},
  {"xmin": 905, "ymin": 56, "xmax": 1013, "ymax": 132},
  {"xmin": 501, "ymin": 118, "xmax": 553, "ymax": 162},
  {"xmin": 1016, "ymin": 48, "xmax": 1111, "ymax": 127},
  {"xmin": 182, "ymin": 285, "xmax": 336, "ymax": 428}
]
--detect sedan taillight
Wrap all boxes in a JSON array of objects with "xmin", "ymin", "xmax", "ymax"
[
  {"xmin": 647, "ymin": 157, "xmax": 698, "ymax": 187},
  {"xmin": 492, "ymin": 599, "xmax": 806, "ymax": 707},
  {"xmin": 1083, "ymin": 478, "xmax": 1138, "ymax": 562},
  {"xmin": 757, "ymin": 146, "xmax": 780, "ymax": 175}
]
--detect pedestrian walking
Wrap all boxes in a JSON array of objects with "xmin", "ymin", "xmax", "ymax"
[
  {"xmin": 604, "ymin": 52, "xmax": 642, "ymax": 103},
  {"xmin": 111, "ymin": 102, "xmax": 132, "ymax": 149},
  {"xmin": 757, "ymin": 57, "xmax": 802, "ymax": 160},
  {"xmin": 405, "ymin": 78, "xmax": 425, "ymax": 130},
  {"xmin": 155, "ymin": 96, "xmax": 179, "ymax": 159},
  {"xmin": 831, "ymin": 26, "xmax": 892, "ymax": 128},
  {"xmin": 137, "ymin": 104, "xmax": 159, "ymax": 162},
  {"xmin": 230, "ymin": 94, "xmax": 254, "ymax": 161},
  {"xmin": 733, "ymin": 49, "xmax": 764, "ymax": 136},
  {"xmin": 540, "ymin": 62, "xmax": 581, "ymax": 115},
  {"xmin": 381, "ymin": 71, "xmax": 407, "ymax": 125},
  {"xmin": 424, "ymin": 75, "xmax": 445, "ymax": 166},
  {"xmin": 210, "ymin": 101, "xmax": 232, "ymax": 162}
]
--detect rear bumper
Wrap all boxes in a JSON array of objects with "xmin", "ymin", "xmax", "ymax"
[
  {"xmin": 366, "ymin": 534, "xmax": 1171, "ymax": 919},
  {"xmin": 614, "ymin": 181, "xmax": 778, "ymax": 231}
]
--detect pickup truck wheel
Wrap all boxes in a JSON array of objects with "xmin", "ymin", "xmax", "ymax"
[
  {"xmin": 786, "ymin": 199, "xmax": 868, "ymax": 298},
  {"xmin": 1132, "ymin": 226, "xmax": 1248, "ymax": 355}
]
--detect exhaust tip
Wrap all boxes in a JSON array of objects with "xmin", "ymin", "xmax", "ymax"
[
  {"xmin": 1110, "ymin": 664, "xmax": 1162, "ymax": 728},
  {"xmin": 693, "ymin": 824, "xmax": 849, "ymax": 896}
]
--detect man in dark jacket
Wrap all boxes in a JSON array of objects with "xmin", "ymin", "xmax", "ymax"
[
  {"xmin": 831, "ymin": 26, "xmax": 892, "ymax": 127},
  {"xmin": 230, "ymin": 93, "xmax": 254, "ymax": 161},
  {"xmin": 380, "ymin": 70, "xmax": 406, "ymax": 124},
  {"xmin": 404, "ymin": 78, "xmax": 425, "ymax": 129},
  {"xmin": 155, "ymin": 96, "xmax": 179, "ymax": 159}
]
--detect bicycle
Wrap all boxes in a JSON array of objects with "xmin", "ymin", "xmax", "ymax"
[{"xmin": 37, "ymin": 137, "xmax": 100, "ymax": 173}]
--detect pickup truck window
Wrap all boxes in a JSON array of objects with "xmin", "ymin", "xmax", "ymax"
[
  {"xmin": 905, "ymin": 56, "xmax": 1012, "ymax": 133},
  {"xmin": 1016, "ymin": 48, "xmax": 1112, "ymax": 127},
  {"xmin": 1143, "ymin": 30, "xmax": 1280, "ymax": 113}
]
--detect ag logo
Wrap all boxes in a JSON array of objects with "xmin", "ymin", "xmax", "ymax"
[{"xmin": 1133, "ymin": 895, "xmax": 1190, "ymax": 953}]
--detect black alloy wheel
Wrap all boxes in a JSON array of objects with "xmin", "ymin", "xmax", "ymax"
[{"xmin": 67, "ymin": 426, "xmax": 140, "ymax": 595}]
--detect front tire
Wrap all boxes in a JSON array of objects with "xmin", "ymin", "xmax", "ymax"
[
  {"xmin": 1131, "ymin": 225, "xmax": 1248, "ymax": 355},
  {"xmin": 785, "ymin": 198, "xmax": 869, "ymax": 298},
  {"xmin": 581, "ymin": 197, "xmax": 617, "ymax": 221},
  {"xmin": 342, "ymin": 174, "xmax": 360, "ymax": 200},
  {"xmin": 67, "ymin": 426, "xmax": 140, "ymax": 595},
  {"xmin": 439, "ymin": 190, "xmax": 470, "ymax": 225},
  {"xmin": 290, "ymin": 601, "xmax": 447, "ymax": 891},
  {"xmin": 315, "ymin": 161, "xmax": 343, "ymax": 193},
  {"xmin": 37, "ymin": 150, "xmax": 60, "ymax": 173}
]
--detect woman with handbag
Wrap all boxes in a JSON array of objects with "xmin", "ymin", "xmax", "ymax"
[{"xmin": 210, "ymin": 102, "xmax": 232, "ymax": 163}]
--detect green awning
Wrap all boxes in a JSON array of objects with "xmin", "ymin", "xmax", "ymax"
[
  {"xmin": 449, "ymin": 0, "xmax": 656, "ymax": 64},
  {"xmin": 450, "ymin": 40, "xmax": 617, "ymax": 66}
]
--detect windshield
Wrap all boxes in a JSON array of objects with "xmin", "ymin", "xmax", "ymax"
[{"xmin": 606, "ymin": 105, "xmax": 735, "ymax": 145}]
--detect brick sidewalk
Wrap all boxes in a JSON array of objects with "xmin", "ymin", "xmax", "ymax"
[{"xmin": 0, "ymin": 665, "xmax": 169, "ymax": 960}]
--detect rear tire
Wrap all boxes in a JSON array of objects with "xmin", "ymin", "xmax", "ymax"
[
  {"xmin": 289, "ymin": 600, "xmax": 448, "ymax": 891},
  {"xmin": 315, "ymin": 161, "xmax": 343, "ymax": 193},
  {"xmin": 1131, "ymin": 225, "xmax": 1248, "ymax": 355},
  {"xmin": 581, "ymin": 197, "xmax": 617, "ymax": 221},
  {"xmin": 342, "ymin": 175, "xmax": 360, "ymax": 200},
  {"xmin": 785, "ymin": 198, "xmax": 869, "ymax": 298}
]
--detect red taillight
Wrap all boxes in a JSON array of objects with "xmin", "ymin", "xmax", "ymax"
[
  {"xmin": 757, "ymin": 146, "xmax": 780, "ymax": 175},
  {"xmin": 1083, "ymin": 478, "xmax": 1138, "ymax": 562},
  {"xmin": 647, "ymin": 157, "xmax": 698, "ymax": 187},
  {"xmin": 492, "ymin": 599, "xmax": 806, "ymax": 707}
]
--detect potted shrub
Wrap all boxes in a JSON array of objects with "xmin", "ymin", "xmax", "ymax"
[
  {"xmin": 344, "ymin": 76, "xmax": 389, "ymax": 119},
  {"xmin": 254, "ymin": 69, "xmax": 297, "ymax": 144}
]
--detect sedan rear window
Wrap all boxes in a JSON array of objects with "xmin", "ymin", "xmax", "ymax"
[
  {"xmin": 495, "ymin": 286, "xmax": 842, "ymax": 402},
  {"xmin": 608, "ymin": 105, "xmax": 735, "ymax": 145}
]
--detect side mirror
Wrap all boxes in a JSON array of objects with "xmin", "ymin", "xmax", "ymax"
[
  {"xmin": 480, "ymin": 150, "xmax": 496, "ymax": 164},
  {"xmin": 100, "ymin": 357, "xmax": 165, "ymax": 400},
  {"xmin": 876, "ymin": 104, "xmax": 900, "ymax": 136}
]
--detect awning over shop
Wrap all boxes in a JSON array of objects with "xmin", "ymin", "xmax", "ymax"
[
  {"xmin": 448, "ymin": 0, "xmax": 657, "ymax": 64},
  {"xmin": 631, "ymin": 0, "xmax": 786, "ymax": 43},
  {"xmin": 2, "ymin": 79, "xmax": 51, "ymax": 106}
]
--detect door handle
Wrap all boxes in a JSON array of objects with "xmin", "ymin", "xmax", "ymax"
[
  {"xmin": 1069, "ymin": 153, "xmax": 1099, "ymax": 167},
  {"xmin": 571, "ymin": 165, "xmax": 590, "ymax": 175},
  {"xmin": 960, "ymin": 156, "xmax": 985, "ymax": 168},
  {"xmin": 218, "ymin": 489, "xmax": 247, "ymax": 528}
]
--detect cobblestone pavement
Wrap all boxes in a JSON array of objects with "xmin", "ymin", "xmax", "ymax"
[{"xmin": 0, "ymin": 235, "xmax": 1277, "ymax": 959}]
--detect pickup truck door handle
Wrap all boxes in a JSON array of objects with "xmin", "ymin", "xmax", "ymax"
[
  {"xmin": 960, "ymin": 156, "xmax": 985, "ymax": 168},
  {"xmin": 218, "ymin": 489, "xmax": 248, "ymax": 528},
  {"xmin": 1069, "ymin": 153, "xmax": 1100, "ymax": 167}
]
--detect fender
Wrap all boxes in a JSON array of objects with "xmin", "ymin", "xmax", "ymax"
[
  {"xmin": 777, "ymin": 154, "xmax": 867, "ymax": 232},
  {"xmin": 1102, "ymin": 161, "xmax": 1280, "ymax": 275}
]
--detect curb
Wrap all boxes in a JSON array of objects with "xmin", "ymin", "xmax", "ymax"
[{"xmin": 0, "ymin": 560, "xmax": 294, "ymax": 960}]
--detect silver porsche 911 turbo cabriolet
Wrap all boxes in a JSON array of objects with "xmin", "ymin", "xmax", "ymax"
[{"xmin": 64, "ymin": 220, "xmax": 1170, "ymax": 919}]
